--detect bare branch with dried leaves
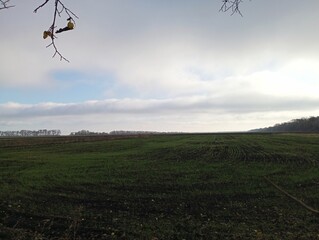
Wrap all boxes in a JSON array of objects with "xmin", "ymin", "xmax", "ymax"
[
  {"xmin": 34, "ymin": 0, "xmax": 78, "ymax": 62},
  {"xmin": 2, "ymin": 0, "xmax": 246, "ymax": 62}
]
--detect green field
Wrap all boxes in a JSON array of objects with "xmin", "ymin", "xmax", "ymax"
[{"xmin": 0, "ymin": 133, "xmax": 318, "ymax": 239}]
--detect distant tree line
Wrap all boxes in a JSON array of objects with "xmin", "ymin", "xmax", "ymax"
[
  {"xmin": 251, "ymin": 116, "xmax": 319, "ymax": 133},
  {"xmin": 0, "ymin": 129, "xmax": 61, "ymax": 137},
  {"xmin": 109, "ymin": 130, "xmax": 159, "ymax": 135},
  {"xmin": 70, "ymin": 130, "xmax": 161, "ymax": 136},
  {"xmin": 69, "ymin": 130, "xmax": 108, "ymax": 136},
  {"xmin": 0, "ymin": 129, "xmax": 179, "ymax": 137}
]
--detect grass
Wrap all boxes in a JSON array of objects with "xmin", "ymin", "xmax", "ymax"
[{"xmin": 0, "ymin": 133, "xmax": 319, "ymax": 239}]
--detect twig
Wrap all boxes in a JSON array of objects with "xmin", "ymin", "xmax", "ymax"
[
  {"xmin": 33, "ymin": 0, "xmax": 50, "ymax": 13},
  {"xmin": 57, "ymin": 1, "xmax": 79, "ymax": 20},
  {"xmin": 219, "ymin": 0, "xmax": 243, "ymax": 16},
  {"xmin": 0, "ymin": 0, "xmax": 14, "ymax": 10},
  {"xmin": 34, "ymin": 0, "xmax": 78, "ymax": 62},
  {"xmin": 264, "ymin": 176, "xmax": 319, "ymax": 214}
]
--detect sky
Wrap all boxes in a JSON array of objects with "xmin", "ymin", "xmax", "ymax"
[{"xmin": 1, "ymin": 0, "xmax": 319, "ymax": 134}]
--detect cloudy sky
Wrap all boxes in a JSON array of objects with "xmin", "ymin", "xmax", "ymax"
[{"xmin": 1, "ymin": 0, "xmax": 319, "ymax": 134}]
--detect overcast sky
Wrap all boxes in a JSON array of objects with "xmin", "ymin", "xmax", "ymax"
[{"xmin": 1, "ymin": 0, "xmax": 319, "ymax": 134}]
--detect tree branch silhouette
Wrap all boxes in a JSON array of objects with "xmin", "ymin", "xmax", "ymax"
[
  {"xmin": 34, "ymin": 0, "xmax": 78, "ymax": 62},
  {"xmin": 0, "ymin": 0, "xmax": 14, "ymax": 10},
  {"xmin": 219, "ymin": 0, "xmax": 244, "ymax": 16}
]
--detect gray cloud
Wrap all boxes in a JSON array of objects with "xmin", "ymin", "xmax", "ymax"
[{"xmin": 1, "ymin": 94, "xmax": 319, "ymax": 119}]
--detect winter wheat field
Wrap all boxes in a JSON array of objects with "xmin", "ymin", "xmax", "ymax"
[{"xmin": 0, "ymin": 133, "xmax": 319, "ymax": 239}]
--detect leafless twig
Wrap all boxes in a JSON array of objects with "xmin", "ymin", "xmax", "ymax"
[
  {"xmin": 219, "ymin": 0, "xmax": 244, "ymax": 16},
  {"xmin": 0, "ymin": 0, "xmax": 14, "ymax": 10},
  {"xmin": 33, "ymin": 0, "xmax": 50, "ymax": 13},
  {"xmin": 34, "ymin": 0, "xmax": 78, "ymax": 62}
]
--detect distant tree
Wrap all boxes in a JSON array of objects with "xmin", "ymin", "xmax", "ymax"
[
  {"xmin": 251, "ymin": 116, "xmax": 319, "ymax": 133},
  {"xmin": 70, "ymin": 130, "xmax": 109, "ymax": 136},
  {"xmin": 0, "ymin": 129, "xmax": 61, "ymax": 137},
  {"xmin": 1, "ymin": 0, "xmax": 244, "ymax": 61}
]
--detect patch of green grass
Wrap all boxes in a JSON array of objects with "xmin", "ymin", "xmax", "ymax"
[{"xmin": 0, "ymin": 134, "xmax": 319, "ymax": 239}]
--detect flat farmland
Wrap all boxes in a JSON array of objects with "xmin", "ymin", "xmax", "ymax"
[{"xmin": 0, "ymin": 133, "xmax": 318, "ymax": 239}]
